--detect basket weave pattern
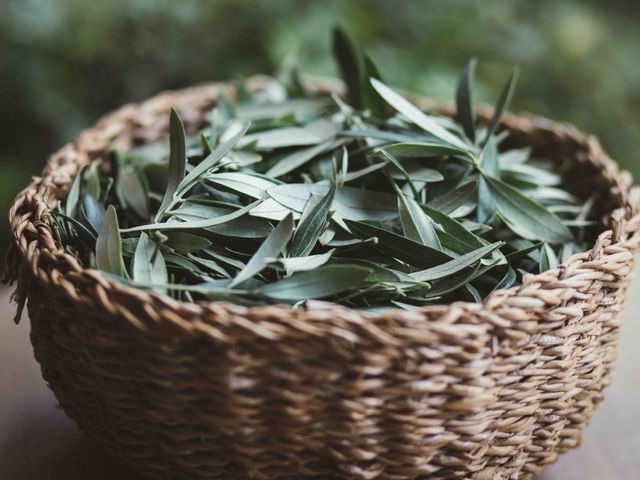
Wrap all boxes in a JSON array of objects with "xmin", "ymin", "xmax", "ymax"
[{"xmin": 5, "ymin": 79, "xmax": 640, "ymax": 479}]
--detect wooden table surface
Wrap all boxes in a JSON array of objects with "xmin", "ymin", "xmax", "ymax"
[{"xmin": 1, "ymin": 278, "xmax": 638, "ymax": 480}]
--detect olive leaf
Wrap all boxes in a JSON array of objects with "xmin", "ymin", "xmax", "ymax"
[
  {"xmin": 482, "ymin": 174, "xmax": 572, "ymax": 243},
  {"xmin": 411, "ymin": 242, "xmax": 503, "ymax": 282},
  {"xmin": 289, "ymin": 184, "xmax": 336, "ymax": 257},
  {"xmin": 539, "ymin": 242, "xmax": 559, "ymax": 272},
  {"xmin": 257, "ymin": 264, "xmax": 372, "ymax": 301},
  {"xmin": 156, "ymin": 108, "xmax": 187, "ymax": 220},
  {"xmin": 204, "ymin": 172, "xmax": 279, "ymax": 199},
  {"xmin": 345, "ymin": 220, "xmax": 452, "ymax": 268},
  {"xmin": 480, "ymin": 67, "xmax": 519, "ymax": 150},
  {"xmin": 396, "ymin": 189, "xmax": 441, "ymax": 250},
  {"xmin": 266, "ymin": 138, "xmax": 345, "ymax": 178},
  {"xmin": 456, "ymin": 58, "xmax": 476, "ymax": 142},
  {"xmin": 363, "ymin": 54, "xmax": 386, "ymax": 118},
  {"xmin": 133, "ymin": 233, "xmax": 168, "ymax": 293},
  {"xmin": 118, "ymin": 165, "xmax": 149, "ymax": 218},
  {"xmin": 278, "ymin": 249, "xmax": 334, "ymax": 276},
  {"xmin": 370, "ymin": 78, "xmax": 470, "ymax": 152},
  {"xmin": 120, "ymin": 200, "xmax": 260, "ymax": 232},
  {"xmin": 229, "ymin": 213, "xmax": 294, "ymax": 288},
  {"xmin": 166, "ymin": 232, "xmax": 212, "ymax": 254},
  {"xmin": 176, "ymin": 122, "xmax": 250, "ymax": 197},
  {"xmin": 427, "ymin": 181, "xmax": 477, "ymax": 216},
  {"xmin": 81, "ymin": 193, "xmax": 106, "ymax": 233},
  {"xmin": 96, "ymin": 205, "xmax": 125, "ymax": 276},
  {"xmin": 65, "ymin": 167, "xmax": 84, "ymax": 218},
  {"xmin": 332, "ymin": 26, "xmax": 363, "ymax": 109}
]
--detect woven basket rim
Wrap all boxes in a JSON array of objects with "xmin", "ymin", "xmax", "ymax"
[{"xmin": 5, "ymin": 76, "xmax": 640, "ymax": 334}]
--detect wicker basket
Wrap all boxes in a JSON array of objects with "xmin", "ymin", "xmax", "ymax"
[{"xmin": 5, "ymin": 77, "xmax": 640, "ymax": 480}]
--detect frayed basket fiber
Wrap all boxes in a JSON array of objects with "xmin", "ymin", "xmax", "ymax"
[{"xmin": 5, "ymin": 78, "xmax": 640, "ymax": 480}]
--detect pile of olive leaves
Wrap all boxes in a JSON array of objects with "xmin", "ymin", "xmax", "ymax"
[{"xmin": 51, "ymin": 28, "xmax": 594, "ymax": 311}]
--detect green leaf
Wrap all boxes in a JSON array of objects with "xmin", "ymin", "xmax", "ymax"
[
  {"xmin": 539, "ymin": 243, "xmax": 559, "ymax": 272},
  {"xmin": 242, "ymin": 120, "xmax": 339, "ymax": 150},
  {"xmin": 502, "ymin": 163, "xmax": 562, "ymax": 187},
  {"xmin": 266, "ymin": 138, "xmax": 345, "ymax": 178},
  {"xmin": 118, "ymin": 165, "xmax": 149, "ymax": 218},
  {"xmin": 492, "ymin": 266, "xmax": 517, "ymax": 292},
  {"xmin": 268, "ymin": 184, "xmax": 397, "ymax": 222},
  {"xmin": 389, "ymin": 164, "xmax": 444, "ymax": 183},
  {"xmin": 229, "ymin": 213, "xmax": 294, "ymax": 288},
  {"xmin": 172, "ymin": 203, "xmax": 272, "ymax": 237},
  {"xmin": 482, "ymin": 174, "xmax": 572, "ymax": 243},
  {"xmin": 481, "ymin": 67, "xmax": 519, "ymax": 150},
  {"xmin": 120, "ymin": 200, "xmax": 260, "ymax": 232},
  {"xmin": 249, "ymin": 198, "xmax": 301, "ymax": 221},
  {"xmin": 477, "ymin": 138, "xmax": 498, "ymax": 223},
  {"xmin": 504, "ymin": 241, "xmax": 543, "ymax": 262},
  {"xmin": 332, "ymin": 26, "xmax": 363, "ymax": 109},
  {"xmin": 133, "ymin": 233, "xmax": 168, "ymax": 293},
  {"xmin": 188, "ymin": 254, "xmax": 231, "ymax": 278},
  {"xmin": 420, "ymin": 204, "xmax": 486, "ymax": 253},
  {"xmin": 370, "ymin": 78, "xmax": 470, "ymax": 152},
  {"xmin": 235, "ymin": 98, "xmax": 328, "ymax": 121},
  {"xmin": 456, "ymin": 59, "xmax": 476, "ymax": 142},
  {"xmin": 363, "ymin": 54, "xmax": 385, "ymax": 118},
  {"xmin": 81, "ymin": 192, "xmax": 106, "ymax": 233},
  {"xmin": 96, "ymin": 205, "xmax": 125, "ymax": 276},
  {"xmin": 410, "ymin": 242, "xmax": 503, "ymax": 282},
  {"xmin": 290, "ymin": 184, "xmax": 336, "ymax": 257},
  {"xmin": 156, "ymin": 108, "xmax": 187, "ymax": 220},
  {"xmin": 425, "ymin": 259, "xmax": 500, "ymax": 299},
  {"xmin": 176, "ymin": 122, "xmax": 250, "ymax": 197},
  {"xmin": 397, "ymin": 190, "xmax": 442, "ymax": 250},
  {"xmin": 345, "ymin": 220, "xmax": 452, "ymax": 268},
  {"xmin": 343, "ymin": 162, "xmax": 389, "ymax": 183},
  {"xmin": 379, "ymin": 141, "xmax": 466, "ymax": 158},
  {"xmin": 257, "ymin": 264, "xmax": 371, "ymax": 301},
  {"xmin": 204, "ymin": 172, "xmax": 280, "ymax": 199},
  {"xmin": 65, "ymin": 166, "xmax": 84, "ymax": 218},
  {"xmin": 279, "ymin": 250, "xmax": 334, "ymax": 275},
  {"xmin": 427, "ymin": 181, "xmax": 477, "ymax": 216},
  {"xmin": 166, "ymin": 232, "xmax": 212, "ymax": 254}
]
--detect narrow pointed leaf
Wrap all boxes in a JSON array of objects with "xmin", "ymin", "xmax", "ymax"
[
  {"xmin": 332, "ymin": 26, "xmax": 363, "ymax": 109},
  {"xmin": 370, "ymin": 78, "xmax": 470, "ymax": 151},
  {"xmin": 411, "ymin": 242, "xmax": 503, "ymax": 282},
  {"xmin": 481, "ymin": 68, "xmax": 519, "ymax": 150},
  {"xmin": 96, "ymin": 205, "xmax": 125, "ymax": 276},
  {"xmin": 363, "ymin": 54, "xmax": 385, "ymax": 118},
  {"xmin": 230, "ymin": 213, "xmax": 294, "ymax": 288},
  {"xmin": 483, "ymin": 175, "xmax": 572, "ymax": 243},
  {"xmin": 65, "ymin": 167, "xmax": 83, "ymax": 218},
  {"xmin": 456, "ymin": 59, "xmax": 476, "ymax": 142},
  {"xmin": 427, "ymin": 181, "xmax": 477, "ymax": 215},
  {"xmin": 156, "ymin": 108, "xmax": 187, "ymax": 219},
  {"xmin": 345, "ymin": 220, "xmax": 452, "ymax": 268},
  {"xmin": 539, "ymin": 243, "xmax": 559, "ymax": 272},
  {"xmin": 266, "ymin": 138, "xmax": 344, "ymax": 178},
  {"xmin": 397, "ymin": 191, "xmax": 441, "ymax": 249},
  {"xmin": 176, "ymin": 122, "xmax": 250, "ymax": 196},
  {"xmin": 278, "ymin": 250, "xmax": 334, "ymax": 275},
  {"xmin": 290, "ymin": 184, "xmax": 336, "ymax": 257},
  {"xmin": 133, "ymin": 233, "xmax": 168, "ymax": 293},
  {"xmin": 257, "ymin": 264, "xmax": 371, "ymax": 301},
  {"xmin": 121, "ymin": 200, "xmax": 260, "ymax": 232}
]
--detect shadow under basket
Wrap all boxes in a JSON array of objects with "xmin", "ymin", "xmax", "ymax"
[{"xmin": 5, "ymin": 78, "xmax": 640, "ymax": 480}]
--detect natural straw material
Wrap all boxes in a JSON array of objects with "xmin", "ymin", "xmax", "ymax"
[{"xmin": 5, "ymin": 78, "xmax": 640, "ymax": 479}]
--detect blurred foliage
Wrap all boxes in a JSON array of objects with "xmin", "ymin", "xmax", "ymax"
[{"xmin": 2, "ymin": 0, "xmax": 640, "ymax": 262}]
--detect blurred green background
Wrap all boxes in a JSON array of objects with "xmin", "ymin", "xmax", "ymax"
[{"xmin": 2, "ymin": 0, "xmax": 640, "ymax": 263}]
